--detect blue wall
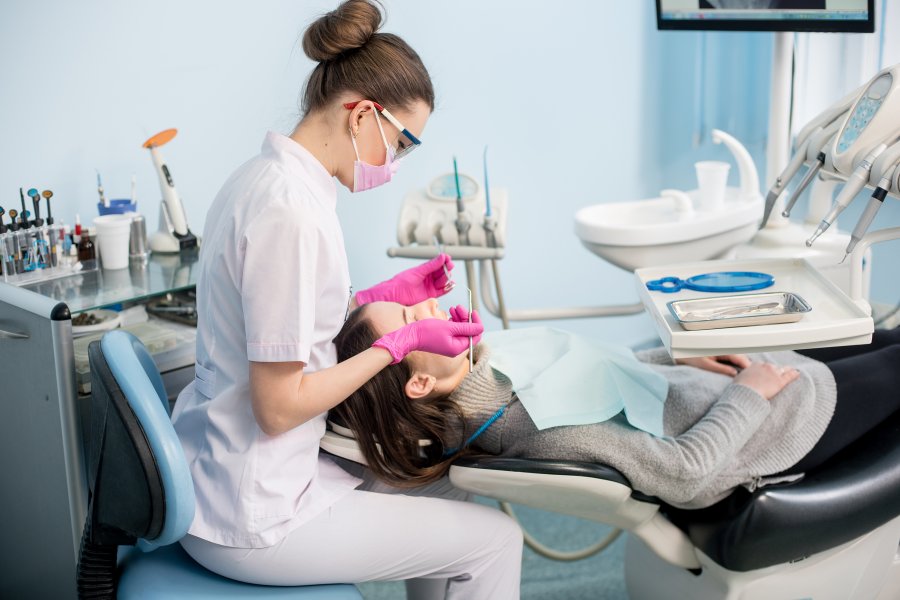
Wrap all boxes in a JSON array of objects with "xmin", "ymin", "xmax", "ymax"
[{"xmin": 2, "ymin": 1, "xmax": 893, "ymax": 343}]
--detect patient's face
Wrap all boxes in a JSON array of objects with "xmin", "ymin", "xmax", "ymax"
[{"xmin": 364, "ymin": 300, "xmax": 470, "ymax": 385}]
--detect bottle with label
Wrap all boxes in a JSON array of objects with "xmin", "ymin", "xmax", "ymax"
[{"xmin": 78, "ymin": 227, "xmax": 97, "ymax": 271}]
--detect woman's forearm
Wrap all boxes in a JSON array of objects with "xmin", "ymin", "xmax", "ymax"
[
  {"xmin": 627, "ymin": 384, "xmax": 771, "ymax": 503},
  {"xmin": 250, "ymin": 347, "xmax": 393, "ymax": 436}
]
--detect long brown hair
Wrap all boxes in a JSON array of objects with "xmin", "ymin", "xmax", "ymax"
[
  {"xmin": 331, "ymin": 306, "xmax": 468, "ymax": 487},
  {"xmin": 300, "ymin": 0, "xmax": 435, "ymax": 115}
]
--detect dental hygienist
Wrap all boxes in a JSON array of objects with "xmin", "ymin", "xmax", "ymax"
[{"xmin": 171, "ymin": 1, "xmax": 522, "ymax": 597}]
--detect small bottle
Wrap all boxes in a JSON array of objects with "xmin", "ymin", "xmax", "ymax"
[
  {"xmin": 78, "ymin": 226, "xmax": 96, "ymax": 270},
  {"xmin": 74, "ymin": 213, "xmax": 82, "ymax": 246}
]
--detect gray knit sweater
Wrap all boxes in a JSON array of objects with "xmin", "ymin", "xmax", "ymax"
[{"xmin": 447, "ymin": 345, "xmax": 837, "ymax": 508}]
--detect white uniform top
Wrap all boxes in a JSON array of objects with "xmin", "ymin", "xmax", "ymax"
[{"xmin": 172, "ymin": 132, "xmax": 362, "ymax": 548}]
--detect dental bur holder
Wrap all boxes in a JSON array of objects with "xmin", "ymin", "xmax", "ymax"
[{"xmin": 1, "ymin": 222, "xmax": 90, "ymax": 285}]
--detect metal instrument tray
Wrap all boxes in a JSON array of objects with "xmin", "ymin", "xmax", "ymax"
[{"xmin": 668, "ymin": 292, "xmax": 811, "ymax": 331}]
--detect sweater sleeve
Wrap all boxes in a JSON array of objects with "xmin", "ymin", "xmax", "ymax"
[
  {"xmin": 500, "ymin": 383, "xmax": 772, "ymax": 505},
  {"xmin": 634, "ymin": 346, "xmax": 676, "ymax": 366},
  {"xmin": 632, "ymin": 384, "xmax": 771, "ymax": 503}
]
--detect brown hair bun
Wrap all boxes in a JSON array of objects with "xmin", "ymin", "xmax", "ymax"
[{"xmin": 302, "ymin": 0, "xmax": 384, "ymax": 62}]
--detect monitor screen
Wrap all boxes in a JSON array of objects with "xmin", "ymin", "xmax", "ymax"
[{"xmin": 656, "ymin": 0, "xmax": 875, "ymax": 32}]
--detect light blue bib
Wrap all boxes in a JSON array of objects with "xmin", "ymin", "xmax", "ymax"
[{"xmin": 483, "ymin": 327, "xmax": 669, "ymax": 436}]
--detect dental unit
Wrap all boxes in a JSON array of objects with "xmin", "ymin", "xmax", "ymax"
[{"xmin": 323, "ymin": 61, "xmax": 900, "ymax": 600}]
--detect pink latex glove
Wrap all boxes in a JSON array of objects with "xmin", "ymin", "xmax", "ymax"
[
  {"xmin": 355, "ymin": 254, "xmax": 454, "ymax": 306},
  {"xmin": 373, "ymin": 311, "xmax": 483, "ymax": 365},
  {"xmin": 448, "ymin": 305, "xmax": 476, "ymax": 324}
]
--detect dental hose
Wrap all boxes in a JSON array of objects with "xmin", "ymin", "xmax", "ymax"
[{"xmin": 499, "ymin": 501, "xmax": 623, "ymax": 561}]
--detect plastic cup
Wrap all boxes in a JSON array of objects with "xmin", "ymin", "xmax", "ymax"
[
  {"xmin": 695, "ymin": 161, "xmax": 730, "ymax": 211},
  {"xmin": 94, "ymin": 214, "xmax": 133, "ymax": 270}
]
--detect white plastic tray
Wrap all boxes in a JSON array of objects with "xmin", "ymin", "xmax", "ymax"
[{"xmin": 635, "ymin": 257, "xmax": 874, "ymax": 359}]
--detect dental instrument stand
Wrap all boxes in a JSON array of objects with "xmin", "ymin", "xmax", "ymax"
[{"xmin": 386, "ymin": 245, "xmax": 646, "ymax": 325}]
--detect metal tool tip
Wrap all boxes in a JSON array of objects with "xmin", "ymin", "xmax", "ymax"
[{"xmin": 781, "ymin": 210, "xmax": 790, "ymax": 218}]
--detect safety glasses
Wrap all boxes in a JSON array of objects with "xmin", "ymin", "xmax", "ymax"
[{"xmin": 344, "ymin": 101, "xmax": 422, "ymax": 159}]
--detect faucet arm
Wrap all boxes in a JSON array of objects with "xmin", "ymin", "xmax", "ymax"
[{"xmin": 711, "ymin": 129, "xmax": 760, "ymax": 201}]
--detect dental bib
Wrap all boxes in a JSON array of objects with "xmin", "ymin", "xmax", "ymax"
[{"xmin": 483, "ymin": 327, "xmax": 668, "ymax": 436}]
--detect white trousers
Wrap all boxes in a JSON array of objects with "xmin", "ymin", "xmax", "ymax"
[{"xmin": 180, "ymin": 461, "xmax": 523, "ymax": 599}]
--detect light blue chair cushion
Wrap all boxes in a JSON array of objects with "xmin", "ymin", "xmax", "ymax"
[
  {"xmin": 117, "ymin": 545, "xmax": 362, "ymax": 599},
  {"xmin": 101, "ymin": 331, "xmax": 362, "ymax": 599},
  {"xmin": 101, "ymin": 330, "xmax": 195, "ymax": 549}
]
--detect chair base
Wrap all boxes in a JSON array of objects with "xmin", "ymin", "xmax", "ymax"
[
  {"xmin": 117, "ymin": 544, "xmax": 362, "ymax": 599},
  {"xmin": 625, "ymin": 513, "xmax": 900, "ymax": 600}
]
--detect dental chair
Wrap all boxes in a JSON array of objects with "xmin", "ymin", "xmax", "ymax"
[
  {"xmin": 321, "ymin": 409, "xmax": 900, "ymax": 599},
  {"xmin": 79, "ymin": 330, "xmax": 362, "ymax": 599}
]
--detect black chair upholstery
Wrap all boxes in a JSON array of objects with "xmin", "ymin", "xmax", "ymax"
[
  {"xmin": 665, "ymin": 408, "xmax": 900, "ymax": 571},
  {"xmin": 455, "ymin": 409, "xmax": 900, "ymax": 573}
]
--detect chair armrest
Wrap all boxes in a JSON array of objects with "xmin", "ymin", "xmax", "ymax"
[{"xmin": 450, "ymin": 455, "xmax": 701, "ymax": 569}]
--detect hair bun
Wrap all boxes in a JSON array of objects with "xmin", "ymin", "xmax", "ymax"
[{"xmin": 302, "ymin": 0, "xmax": 384, "ymax": 62}]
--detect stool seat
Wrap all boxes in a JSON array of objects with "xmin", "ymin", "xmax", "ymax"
[{"xmin": 117, "ymin": 545, "xmax": 362, "ymax": 599}]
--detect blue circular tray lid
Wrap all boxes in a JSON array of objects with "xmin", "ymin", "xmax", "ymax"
[{"xmin": 647, "ymin": 271, "xmax": 774, "ymax": 293}]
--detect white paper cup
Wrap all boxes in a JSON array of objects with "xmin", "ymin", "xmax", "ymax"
[
  {"xmin": 94, "ymin": 214, "xmax": 133, "ymax": 270},
  {"xmin": 695, "ymin": 161, "xmax": 730, "ymax": 211}
]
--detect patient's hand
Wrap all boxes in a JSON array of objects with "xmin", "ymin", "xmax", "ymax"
[
  {"xmin": 733, "ymin": 362, "xmax": 799, "ymax": 400},
  {"xmin": 676, "ymin": 354, "xmax": 751, "ymax": 376}
]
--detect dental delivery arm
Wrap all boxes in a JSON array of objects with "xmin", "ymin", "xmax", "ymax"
[
  {"xmin": 250, "ymin": 348, "xmax": 393, "ymax": 437},
  {"xmin": 760, "ymin": 88, "xmax": 859, "ymax": 228}
]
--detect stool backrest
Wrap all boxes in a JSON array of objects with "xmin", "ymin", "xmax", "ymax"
[{"xmin": 93, "ymin": 329, "xmax": 195, "ymax": 549}]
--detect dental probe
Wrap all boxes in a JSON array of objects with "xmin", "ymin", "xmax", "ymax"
[
  {"xmin": 807, "ymin": 143, "xmax": 887, "ymax": 247},
  {"xmin": 467, "ymin": 287, "xmax": 473, "ymax": 373},
  {"xmin": 843, "ymin": 163, "xmax": 899, "ymax": 262}
]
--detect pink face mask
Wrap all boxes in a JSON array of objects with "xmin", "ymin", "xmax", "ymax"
[{"xmin": 350, "ymin": 111, "xmax": 400, "ymax": 193}]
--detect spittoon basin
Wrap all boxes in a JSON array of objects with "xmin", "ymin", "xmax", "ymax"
[{"xmin": 574, "ymin": 187, "xmax": 763, "ymax": 272}]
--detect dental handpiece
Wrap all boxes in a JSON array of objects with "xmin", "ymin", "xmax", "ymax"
[
  {"xmin": 782, "ymin": 152, "xmax": 826, "ymax": 218},
  {"xmin": 843, "ymin": 164, "xmax": 899, "ymax": 261},
  {"xmin": 807, "ymin": 144, "xmax": 887, "ymax": 247},
  {"xmin": 780, "ymin": 124, "xmax": 841, "ymax": 219},
  {"xmin": 761, "ymin": 137, "xmax": 813, "ymax": 228}
]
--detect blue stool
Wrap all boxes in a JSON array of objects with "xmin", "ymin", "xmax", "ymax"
[{"xmin": 78, "ymin": 330, "xmax": 361, "ymax": 599}]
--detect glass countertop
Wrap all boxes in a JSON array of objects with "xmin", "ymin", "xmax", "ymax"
[{"xmin": 22, "ymin": 250, "xmax": 200, "ymax": 314}]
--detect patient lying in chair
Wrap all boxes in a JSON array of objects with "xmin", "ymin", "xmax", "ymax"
[{"xmin": 332, "ymin": 299, "xmax": 900, "ymax": 509}]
